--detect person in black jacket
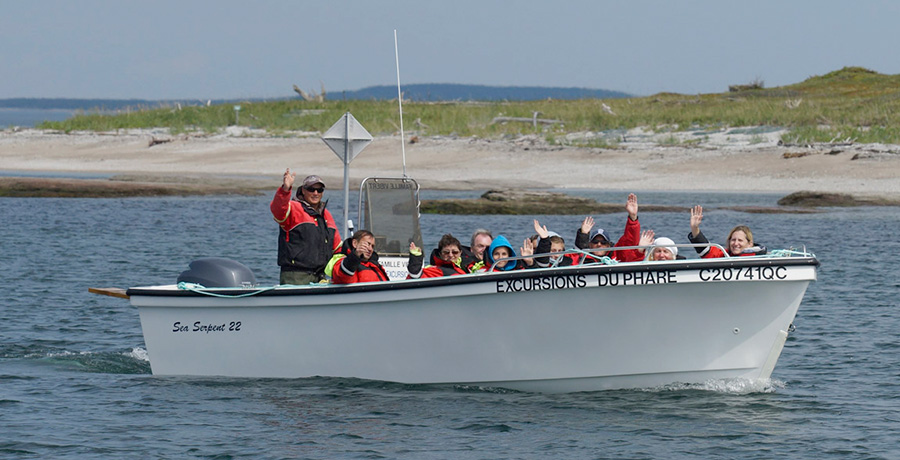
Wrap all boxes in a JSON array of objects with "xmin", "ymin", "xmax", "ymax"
[{"xmin": 270, "ymin": 170, "xmax": 341, "ymax": 284}]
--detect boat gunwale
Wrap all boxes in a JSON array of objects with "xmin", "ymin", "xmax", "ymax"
[{"xmin": 126, "ymin": 255, "xmax": 819, "ymax": 298}]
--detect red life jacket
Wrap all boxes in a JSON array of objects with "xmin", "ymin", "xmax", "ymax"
[
  {"xmin": 419, "ymin": 257, "xmax": 468, "ymax": 278},
  {"xmin": 270, "ymin": 187, "xmax": 341, "ymax": 273},
  {"xmin": 332, "ymin": 256, "xmax": 390, "ymax": 284}
]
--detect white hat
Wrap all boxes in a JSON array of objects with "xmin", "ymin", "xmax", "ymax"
[{"xmin": 653, "ymin": 237, "xmax": 678, "ymax": 257}]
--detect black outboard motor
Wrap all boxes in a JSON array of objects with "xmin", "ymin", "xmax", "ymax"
[{"xmin": 177, "ymin": 258, "xmax": 257, "ymax": 288}]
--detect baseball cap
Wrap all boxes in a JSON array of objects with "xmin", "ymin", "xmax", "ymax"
[
  {"xmin": 301, "ymin": 175, "xmax": 325, "ymax": 188},
  {"xmin": 590, "ymin": 228, "xmax": 611, "ymax": 245}
]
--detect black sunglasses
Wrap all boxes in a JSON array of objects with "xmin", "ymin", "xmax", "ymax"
[{"xmin": 305, "ymin": 186, "xmax": 325, "ymax": 193}]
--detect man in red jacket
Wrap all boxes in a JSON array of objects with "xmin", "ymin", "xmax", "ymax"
[
  {"xmin": 270, "ymin": 169, "xmax": 341, "ymax": 285},
  {"xmin": 331, "ymin": 230, "xmax": 390, "ymax": 284}
]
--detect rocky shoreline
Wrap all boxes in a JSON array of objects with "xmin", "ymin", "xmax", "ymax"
[
  {"xmin": 419, "ymin": 190, "xmax": 899, "ymax": 215},
  {"xmin": 0, "ymin": 175, "xmax": 270, "ymax": 198},
  {"xmin": 5, "ymin": 177, "xmax": 893, "ymax": 213},
  {"xmin": 2, "ymin": 128, "xmax": 900, "ymax": 203}
]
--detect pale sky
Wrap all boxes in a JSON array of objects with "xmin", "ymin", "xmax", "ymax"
[{"xmin": 2, "ymin": 0, "xmax": 898, "ymax": 100}]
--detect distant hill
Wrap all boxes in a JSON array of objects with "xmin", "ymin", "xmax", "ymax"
[
  {"xmin": 0, "ymin": 98, "xmax": 263, "ymax": 110},
  {"xmin": 330, "ymin": 83, "xmax": 632, "ymax": 101}
]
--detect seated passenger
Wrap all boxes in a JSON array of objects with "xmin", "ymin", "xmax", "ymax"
[
  {"xmin": 687, "ymin": 205, "xmax": 767, "ymax": 258},
  {"xmin": 407, "ymin": 234, "xmax": 470, "ymax": 278},
  {"xmin": 466, "ymin": 230, "xmax": 494, "ymax": 272},
  {"xmin": 575, "ymin": 193, "xmax": 642, "ymax": 263},
  {"xmin": 532, "ymin": 219, "xmax": 579, "ymax": 267},
  {"xmin": 463, "ymin": 229, "xmax": 493, "ymax": 269},
  {"xmin": 634, "ymin": 230, "xmax": 686, "ymax": 261},
  {"xmin": 648, "ymin": 236, "xmax": 678, "ymax": 261},
  {"xmin": 482, "ymin": 235, "xmax": 531, "ymax": 271},
  {"xmin": 329, "ymin": 230, "xmax": 390, "ymax": 284}
]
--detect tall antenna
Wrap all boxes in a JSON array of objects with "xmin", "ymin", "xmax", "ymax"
[{"xmin": 394, "ymin": 29, "xmax": 408, "ymax": 178}]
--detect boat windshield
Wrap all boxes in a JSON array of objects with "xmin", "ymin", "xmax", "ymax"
[{"xmin": 358, "ymin": 177, "xmax": 423, "ymax": 256}]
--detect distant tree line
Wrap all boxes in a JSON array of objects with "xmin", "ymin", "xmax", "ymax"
[{"xmin": 1, "ymin": 84, "xmax": 632, "ymax": 110}]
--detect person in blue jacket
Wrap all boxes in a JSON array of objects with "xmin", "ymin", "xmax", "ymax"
[{"xmin": 482, "ymin": 235, "xmax": 533, "ymax": 271}]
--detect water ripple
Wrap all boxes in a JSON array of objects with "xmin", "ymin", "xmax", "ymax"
[{"xmin": 1, "ymin": 195, "xmax": 898, "ymax": 459}]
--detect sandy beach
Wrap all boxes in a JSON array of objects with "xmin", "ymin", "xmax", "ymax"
[{"xmin": 2, "ymin": 128, "xmax": 899, "ymax": 197}]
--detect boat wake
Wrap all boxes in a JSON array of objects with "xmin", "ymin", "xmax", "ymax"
[
  {"xmin": 647, "ymin": 378, "xmax": 785, "ymax": 395},
  {"xmin": 321, "ymin": 378, "xmax": 786, "ymax": 395},
  {"xmin": 453, "ymin": 378, "xmax": 785, "ymax": 395},
  {"xmin": 2, "ymin": 347, "xmax": 152, "ymax": 375},
  {"xmin": 43, "ymin": 348, "xmax": 152, "ymax": 374},
  {"xmin": 452, "ymin": 384, "xmax": 523, "ymax": 394}
]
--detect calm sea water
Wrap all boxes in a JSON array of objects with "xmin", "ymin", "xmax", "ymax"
[
  {"xmin": 1, "ymin": 190, "xmax": 898, "ymax": 459},
  {"xmin": 0, "ymin": 108, "xmax": 75, "ymax": 128}
]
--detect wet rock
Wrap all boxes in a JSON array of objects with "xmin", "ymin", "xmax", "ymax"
[
  {"xmin": 777, "ymin": 191, "xmax": 900, "ymax": 207},
  {"xmin": 421, "ymin": 189, "xmax": 685, "ymax": 215},
  {"xmin": 718, "ymin": 206, "xmax": 820, "ymax": 214},
  {"xmin": 0, "ymin": 177, "xmax": 267, "ymax": 198}
]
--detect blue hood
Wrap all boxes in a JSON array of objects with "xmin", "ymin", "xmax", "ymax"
[{"xmin": 485, "ymin": 235, "xmax": 518, "ymax": 271}]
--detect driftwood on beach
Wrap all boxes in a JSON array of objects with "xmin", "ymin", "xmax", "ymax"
[{"xmin": 490, "ymin": 114, "xmax": 562, "ymax": 128}]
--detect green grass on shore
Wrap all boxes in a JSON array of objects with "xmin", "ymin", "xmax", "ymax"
[{"xmin": 36, "ymin": 66, "xmax": 900, "ymax": 145}]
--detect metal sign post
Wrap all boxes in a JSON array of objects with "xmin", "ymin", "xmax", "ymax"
[{"xmin": 322, "ymin": 112, "xmax": 373, "ymax": 238}]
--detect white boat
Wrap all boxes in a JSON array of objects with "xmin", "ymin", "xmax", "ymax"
[
  {"xmin": 90, "ymin": 107, "xmax": 819, "ymax": 392},
  {"xmin": 124, "ymin": 250, "xmax": 818, "ymax": 393}
]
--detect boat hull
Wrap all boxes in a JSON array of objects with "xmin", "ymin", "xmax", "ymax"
[{"xmin": 129, "ymin": 257, "xmax": 817, "ymax": 393}]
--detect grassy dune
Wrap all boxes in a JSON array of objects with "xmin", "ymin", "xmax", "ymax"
[{"xmin": 38, "ymin": 67, "xmax": 900, "ymax": 145}]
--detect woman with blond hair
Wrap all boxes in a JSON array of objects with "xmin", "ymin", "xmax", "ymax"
[{"xmin": 687, "ymin": 206, "xmax": 766, "ymax": 258}]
